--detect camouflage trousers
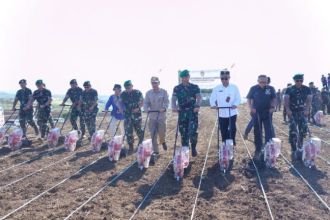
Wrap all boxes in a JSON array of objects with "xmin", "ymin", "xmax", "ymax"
[
  {"xmin": 124, "ymin": 114, "xmax": 143, "ymax": 147},
  {"xmin": 289, "ymin": 112, "xmax": 308, "ymax": 151},
  {"xmin": 19, "ymin": 108, "xmax": 38, "ymax": 136},
  {"xmin": 178, "ymin": 110, "xmax": 198, "ymax": 148},
  {"xmin": 83, "ymin": 109, "xmax": 98, "ymax": 137},
  {"xmin": 37, "ymin": 107, "xmax": 51, "ymax": 138},
  {"xmin": 70, "ymin": 108, "xmax": 86, "ymax": 135}
]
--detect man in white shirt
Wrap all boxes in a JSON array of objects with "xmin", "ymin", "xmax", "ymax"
[{"xmin": 210, "ymin": 70, "xmax": 241, "ymax": 146}]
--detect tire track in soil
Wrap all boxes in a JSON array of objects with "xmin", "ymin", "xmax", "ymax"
[
  {"xmin": 4, "ymin": 113, "xmax": 176, "ymax": 219},
  {"xmin": 192, "ymin": 118, "xmax": 272, "ymax": 219},
  {"xmin": 271, "ymin": 111, "xmax": 330, "ymax": 207},
  {"xmin": 239, "ymin": 107, "xmax": 329, "ymax": 219},
  {"xmin": 66, "ymin": 109, "xmax": 212, "ymax": 220}
]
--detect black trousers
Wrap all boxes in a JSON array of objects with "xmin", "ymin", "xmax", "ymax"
[{"xmin": 219, "ymin": 115, "xmax": 237, "ymax": 146}]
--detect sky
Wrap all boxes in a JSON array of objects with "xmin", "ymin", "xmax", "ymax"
[{"xmin": 1, "ymin": 0, "xmax": 330, "ymax": 97}]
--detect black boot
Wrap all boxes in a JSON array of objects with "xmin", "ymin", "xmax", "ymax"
[
  {"xmin": 162, "ymin": 142, "xmax": 167, "ymax": 151},
  {"xmin": 128, "ymin": 144, "xmax": 134, "ymax": 154},
  {"xmin": 191, "ymin": 145, "xmax": 198, "ymax": 157}
]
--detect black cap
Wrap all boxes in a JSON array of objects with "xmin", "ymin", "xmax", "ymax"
[
  {"xmin": 83, "ymin": 81, "xmax": 91, "ymax": 87},
  {"xmin": 70, "ymin": 79, "xmax": 77, "ymax": 85},
  {"xmin": 19, "ymin": 79, "xmax": 26, "ymax": 84},
  {"xmin": 113, "ymin": 84, "xmax": 121, "ymax": 90},
  {"xmin": 220, "ymin": 69, "xmax": 230, "ymax": 76}
]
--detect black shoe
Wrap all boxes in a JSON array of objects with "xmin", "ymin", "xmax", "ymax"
[
  {"xmin": 128, "ymin": 145, "xmax": 134, "ymax": 154},
  {"xmin": 253, "ymin": 150, "xmax": 262, "ymax": 161},
  {"xmin": 162, "ymin": 142, "xmax": 167, "ymax": 151},
  {"xmin": 292, "ymin": 149, "xmax": 302, "ymax": 161},
  {"xmin": 149, "ymin": 152, "xmax": 159, "ymax": 165},
  {"xmin": 191, "ymin": 146, "xmax": 198, "ymax": 157}
]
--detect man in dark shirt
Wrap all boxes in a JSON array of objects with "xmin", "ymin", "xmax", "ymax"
[
  {"xmin": 276, "ymin": 89, "xmax": 282, "ymax": 111},
  {"xmin": 284, "ymin": 74, "xmax": 312, "ymax": 160},
  {"xmin": 171, "ymin": 70, "xmax": 202, "ymax": 157},
  {"xmin": 120, "ymin": 80, "xmax": 144, "ymax": 153},
  {"xmin": 80, "ymin": 81, "xmax": 98, "ymax": 140},
  {"xmin": 247, "ymin": 75, "xmax": 276, "ymax": 160},
  {"xmin": 12, "ymin": 79, "xmax": 39, "ymax": 137},
  {"xmin": 321, "ymin": 88, "xmax": 330, "ymax": 114},
  {"xmin": 31, "ymin": 80, "xmax": 52, "ymax": 139},
  {"xmin": 61, "ymin": 79, "xmax": 85, "ymax": 137}
]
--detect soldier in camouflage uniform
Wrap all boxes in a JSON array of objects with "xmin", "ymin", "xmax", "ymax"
[
  {"xmin": 80, "ymin": 81, "xmax": 98, "ymax": 140},
  {"xmin": 284, "ymin": 74, "xmax": 312, "ymax": 160},
  {"xmin": 31, "ymin": 80, "xmax": 53, "ymax": 139},
  {"xmin": 12, "ymin": 79, "xmax": 39, "ymax": 137},
  {"xmin": 172, "ymin": 70, "xmax": 201, "ymax": 157},
  {"xmin": 308, "ymin": 82, "xmax": 322, "ymax": 124},
  {"xmin": 120, "ymin": 80, "xmax": 144, "ymax": 153},
  {"xmin": 61, "ymin": 79, "xmax": 85, "ymax": 137}
]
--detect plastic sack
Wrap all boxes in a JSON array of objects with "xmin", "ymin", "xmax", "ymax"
[
  {"xmin": 173, "ymin": 146, "xmax": 190, "ymax": 180},
  {"xmin": 47, "ymin": 128, "xmax": 60, "ymax": 147},
  {"xmin": 0, "ymin": 127, "xmax": 5, "ymax": 144},
  {"xmin": 108, "ymin": 135, "xmax": 123, "ymax": 162},
  {"xmin": 264, "ymin": 138, "xmax": 281, "ymax": 168},
  {"xmin": 91, "ymin": 130, "xmax": 105, "ymax": 152},
  {"xmin": 302, "ymin": 137, "xmax": 321, "ymax": 168},
  {"xmin": 219, "ymin": 139, "xmax": 234, "ymax": 172},
  {"xmin": 8, "ymin": 128, "xmax": 23, "ymax": 150},
  {"xmin": 313, "ymin": 111, "xmax": 324, "ymax": 126},
  {"xmin": 64, "ymin": 130, "xmax": 79, "ymax": 152},
  {"xmin": 136, "ymin": 139, "xmax": 153, "ymax": 170}
]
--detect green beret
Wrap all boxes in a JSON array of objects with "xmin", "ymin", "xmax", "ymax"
[
  {"xmin": 124, "ymin": 80, "xmax": 132, "ymax": 87},
  {"xmin": 293, "ymin": 74, "xmax": 304, "ymax": 80},
  {"xmin": 179, "ymin": 70, "xmax": 190, "ymax": 78},
  {"xmin": 35, "ymin": 79, "xmax": 43, "ymax": 85}
]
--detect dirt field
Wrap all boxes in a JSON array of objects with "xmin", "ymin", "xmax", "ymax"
[{"xmin": 0, "ymin": 105, "xmax": 329, "ymax": 219}]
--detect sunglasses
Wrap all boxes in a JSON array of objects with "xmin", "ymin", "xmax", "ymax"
[
  {"xmin": 221, "ymin": 78, "xmax": 229, "ymax": 81},
  {"xmin": 295, "ymin": 80, "xmax": 303, "ymax": 83},
  {"xmin": 84, "ymin": 86, "xmax": 90, "ymax": 88},
  {"xmin": 259, "ymin": 81, "xmax": 267, "ymax": 84}
]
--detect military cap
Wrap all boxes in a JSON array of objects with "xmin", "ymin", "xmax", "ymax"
[
  {"xmin": 19, "ymin": 79, "xmax": 26, "ymax": 84},
  {"xmin": 179, "ymin": 70, "xmax": 190, "ymax": 78},
  {"xmin": 83, "ymin": 81, "xmax": 91, "ymax": 87},
  {"xmin": 124, "ymin": 80, "xmax": 132, "ymax": 87},
  {"xmin": 35, "ymin": 79, "xmax": 44, "ymax": 85},
  {"xmin": 70, "ymin": 79, "xmax": 77, "ymax": 84},
  {"xmin": 293, "ymin": 73, "xmax": 304, "ymax": 80}
]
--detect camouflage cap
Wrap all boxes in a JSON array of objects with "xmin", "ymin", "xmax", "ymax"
[
  {"xmin": 124, "ymin": 80, "xmax": 132, "ymax": 87},
  {"xmin": 19, "ymin": 79, "xmax": 26, "ymax": 84},
  {"xmin": 179, "ymin": 70, "xmax": 189, "ymax": 78},
  {"xmin": 293, "ymin": 73, "xmax": 304, "ymax": 80}
]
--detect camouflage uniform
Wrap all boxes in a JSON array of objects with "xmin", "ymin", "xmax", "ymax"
[
  {"xmin": 172, "ymin": 83, "xmax": 201, "ymax": 148},
  {"xmin": 15, "ymin": 88, "xmax": 38, "ymax": 136},
  {"xmin": 65, "ymin": 87, "xmax": 85, "ymax": 135},
  {"xmin": 309, "ymin": 87, "xmax": 322, "ymax": 123},
  {"xmin": 285, "ymin": 85, "xmax": 311, "ymax": 151},
  {"xmin": 32, "ymin": 88, "xmax": 52, "ymax": 138},
  {"xmin": 120, "ymin": 89, "xmax": 144, "ymax": 147},
  {"xmin": 81, "ymin": 89, "xmax": 98, "ymax": 136}
]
